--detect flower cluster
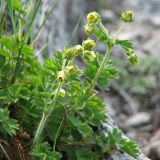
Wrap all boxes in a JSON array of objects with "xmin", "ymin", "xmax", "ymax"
[
  {"xmin": 84, "ymin": 11, "xmax": 101, "ymax": 35},
  {"xmin": 65, "ymin": 37, "xmax": 97, "ymax": 63}
]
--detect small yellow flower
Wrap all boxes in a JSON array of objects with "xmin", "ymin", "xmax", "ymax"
[
  {"xmin": 82, "ymin": 38, "xmax": 96, "ymax": 51},
  {"xmin": 59, "ymin": 88, "xmax": 65, "ymax": 97},
  {"xmin": 121, "ymin": 11, "xmax": 134, "ymax": 23},
  {"xmin": 85, "ymin": 51, "xmax": 96, "ymax": 62},
  {"xmin": 74, "ymin": 45, "xmax": 83, "ymax": 55},
  {"xmin": 57, "ymin": 70, "xmax": 65, "ymax": 81},
  {"xmin": 65, "ymin": 66, "xmax": 75, "ymax": 74},
  {"xmin": 65, "ymin": 47, "xmax": 74, "ymax": 58},
  {"xmin": 84, "ymin": 24, "xmax": 94, "ymax": 35},
  {"xmin": 87, "ymin": 11, "xmax": 100, "ymax": 23}
]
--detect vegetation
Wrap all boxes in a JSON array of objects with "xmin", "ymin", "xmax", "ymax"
[{"xmin": 0, "ymin": 1, "xmax": 140, "ymax": 159}]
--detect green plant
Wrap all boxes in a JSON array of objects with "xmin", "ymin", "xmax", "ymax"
[{"xmin": 0, "ymin": 1, "xmax": 139, "ymax": 159}]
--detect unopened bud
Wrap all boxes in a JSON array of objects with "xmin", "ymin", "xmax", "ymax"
[
  {"xmin": 85, "ymin": 51, "xmax": 96, "ymax": 62},
  {"xmin": 57, "ymin": 70, "xmax": 65, "ymax": 81},
  {"xmin": 74, "ymin": 45, "xmax": 83, "ymax": 55},
  {"xmin": 59, "ymin": 88, "xmax": 65, "ymax": 97},
  {"xmin": 84, "ymin": 24, "xmax": 94, "ymax": 35},
  {"xmin": 128, "ymin": 54, "xmax": 138, "ymax": 65},
  {"xmin": 87, "ymin": 11, "xmax": 100, "ymax": 24},
  {"xmin": 82, "ymin": 38, "xmax": 96, "ymax": 51},
  {"xmin": 126, "ymin": 49, "xmax": 138, "ymax": 65},
  {"xmin": 121, "ymin": 11, "xmax": 134, "ymax": 23},
  {"xmin": 65, "ymin": 47, "xmax": 74, "ymax": 58},
  {"xmin": 65, "ymin": 66, "xmax": 75, "ymax": 74}
]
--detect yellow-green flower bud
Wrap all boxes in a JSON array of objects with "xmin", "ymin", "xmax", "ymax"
[
  {"xmin": 82, "ymin": 38, "xmax": 96, "ymax": 51},
  {"xmin": 126, "ymin": 49, "xmax": 138, "ymax": 65},
  {"xmin": 74, "ymin": 45, "xmax": 83, "ymax": 55},
  {"xmin": 65, "ymin": 65, "xmax": 75, "ymax": 74},
  {"xmin": 65, "ymin": 47, "xmax": 74, "ymax": 58},
  {"xmin": 57, "ymin": 70, "xmax": 65, "ymax": 81},
  {"xmin": 121, "ymin": 11, "xmax": 134, "ymax": 23},
  {"xmin": 59, "ymin": 88, "xmax": 65, "ymax": 97},
  {"xmin": 128, "ymin": 54, "xmax": 138, "ymax": 65},
  {"xmin": 87, "ymin": 11, "xmax": 100, "ymax": 23},
  {"xmin": 84, "ymin": 24, "xmax": 94, "ymax": 35},
  {"xmin": 85, "ymin": 51, "xmax": 96, "ymax": 61}
]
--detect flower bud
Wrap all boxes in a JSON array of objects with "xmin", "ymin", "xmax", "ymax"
[
  {"xmin": 65, "ymin": 65, "xmax": 75, "ymax": 74},
  {"xmin": 57, "ymin": 70, "xmax": 65, "ymax": 81},
  {"xmin": 84, "ymin": 24, "xmax": 94, "ymax": 35},
  {"xmin": 85, "ymin": 51, "xmax": 96, "ymax": 62},
  {"xmin": 59, "ymin": 88, "xmax": 65, "ymax": 97},
  {"xmin": 82, "ymin": 38, "xmax": 96, "ymax": 51},
  {"xmin": 74, "ymin": 45, "xmax": 83, "ymax": 55},
  {"xmin": 121, "ymin": 11, "xmax": 134, "ymax": 23},
  {"xmin": 65, "ymin": 47, "xmax": 74, "ymax": 58},
  {"xmin": 128, "ymin": 54, "xmax": 138, "ymax": 65},
  {"xmin": 126, "ymin": 49, "xmax": 138, "ymax": 65},
  {"xmin": 87, "ymin": 11, "xmax": 100, "ymax": 23}
]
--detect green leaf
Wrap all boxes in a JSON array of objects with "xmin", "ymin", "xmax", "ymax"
[
  {"xmin": 107, "ymin": 128, "xmax": 140, "ymax": 158},
  {"xmin": 116, "ymin": 39, "xmax": 133, "ymax": 50},
  {"xmin": 0, "ymin": 108, "xmax": 19, "ymax": 136},
  {"xmin": 115, "ymin": 40, "xmax": 138, "ymax": 65},
  {"xmin": 121, "ymin": 140, "xmax": 140, "ymax": 158},
  {"xmin": 11, "ymin": 0, "xmax": 24, "ymax": 13},
  {"xmin": 32, "ymin": 142, "xmax": 62, "ymax": 160},
  {"xmin": 0, "ymin": 48, "xmax": 10, "ymax": 57},
  {"xmin": 69, "ymin": 114, "xmax": 92, "ymax": 137},
  {"xmin": 22, "ymin": 45, "xmax": 34, "ymax": 57},
  {"xmin": 31, "ymin": 142, "xmax": 50, "ymax": 159},
  {"xmin": 76, "ymin": 148, "xmax": 98, "ymax": 160},
  {"xmin": 0, "ymin": 37, "xmax": 12, "ymax": 50},
  {"xmin": 0, "ymin": 55, "xmax": 6, "ymax": 66}
]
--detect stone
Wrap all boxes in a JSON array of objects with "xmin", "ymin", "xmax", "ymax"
[{"xmin": 125, "ymin": 112, "xmax": 151, "ymax": 127}]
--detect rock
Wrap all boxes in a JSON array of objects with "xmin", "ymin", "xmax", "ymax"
[
  {"xmin": 125, "ymin": 112, "xmax": 151, "ymax": 127},
  {"xmin": 143, "ymin": 130, "xmax": 160, "ymax": 159},
  {"xmin": 100, "ymin": 9, "xmax": 117, "ymax": 23},
  {"xmin": 102, "ymin": 116, "xmax": 151, "ymax": 160}
]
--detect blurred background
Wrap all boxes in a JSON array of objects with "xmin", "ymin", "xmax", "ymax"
[{"xmin": 33, "ymin": 0, "xmax": 160, "ymax": 159}]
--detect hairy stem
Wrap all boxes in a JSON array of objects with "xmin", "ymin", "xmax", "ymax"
[
  {"xmin": 88, "ymin": 46, "xmax": 111, "ymax": 91},
  {"xmin": 113, "ymin": 22, "xmax": 124, "ymax": 39},
  {"xmin": 33, "ymin": 81, "xmax": 63, "ymax": 146},
  {"xmin": 52, "ymin": 118, "xmax": 64, "ymax": 159}
]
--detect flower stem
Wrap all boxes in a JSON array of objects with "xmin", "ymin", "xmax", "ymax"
[
  {"xmin": 113, "ymin": 22, "xmax": 124, "ymax": 39},
  {"xmin": 52, "ymin": 118, "xmax": 64, "ymax": 159},
  {"xmin": 88, "ymin": 46, "xmax": 111, "ymax": 91},
  {"xmin": 33, "ymin": 58, "xmax": 67, "ymax": 146},
  {"xmin": 33, "ymin": 81, "xmax": 63, "ymax": 147}
]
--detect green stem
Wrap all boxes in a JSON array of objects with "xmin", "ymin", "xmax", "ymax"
[
  {"xmin": 11, "ymin": 0, "xmax": 42, "ymax": 84},
  {"xmin": 113, "ymin": 22, "xmax": 124, "ymax": 39},
  {"xmin": 33, "ymin": 81, "xmax": 63, "ymax": 146},
  {"xmin": 52, "ymin": 118, "xmax": 64, "ymax": 159},
  {"xmin": 26, "ymin": 0, "xmax": 34, "ymax": 17},
  {"xmin": 33, "ymin": 58, "xmax": 67, "ymax": 146},
  {"xmin": 100, "ymin": 22, "xmax": 109, "ymax": 38},
  {"xmin": 88, "ymin": 46, "xmax": 111, "ymax": 91},
  {"xmin": 8, "ymin": 0, "xmax": 17, "ymax": 34}
]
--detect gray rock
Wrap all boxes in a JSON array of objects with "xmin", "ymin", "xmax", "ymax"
[
  {"xmin": 125, "ymin": 112, "xmax": 151, "ymax": 127},
  {"xmin": 143, "ymin": 130, "xmax": 160, "ymax": 159}
]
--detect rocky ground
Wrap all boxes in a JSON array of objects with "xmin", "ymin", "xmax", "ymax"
[{"xmin": 99, "ymin": 1, "xmax": 160, "ymax": 159}]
